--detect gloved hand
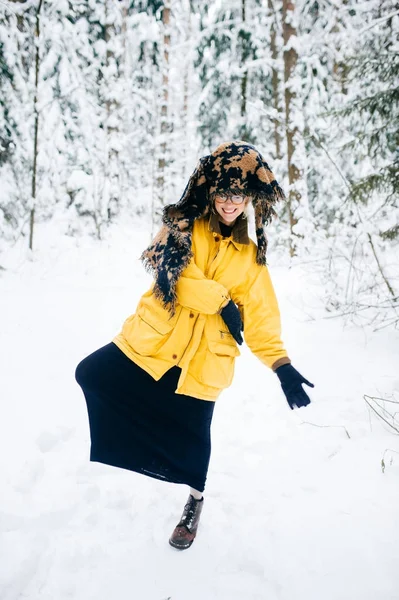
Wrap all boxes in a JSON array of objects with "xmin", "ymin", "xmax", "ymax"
[
  {"xmin": 220, "ymin": 300, "xmax": 244, "ymax": 345},
  {"xmin": 275, "ymin": 364, "xmax": 314, "ymax": 410}
]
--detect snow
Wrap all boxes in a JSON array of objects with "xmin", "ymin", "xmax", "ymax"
[{"xmin": 1, "ymin": 220, "xmax": 399, "ymax": 600}]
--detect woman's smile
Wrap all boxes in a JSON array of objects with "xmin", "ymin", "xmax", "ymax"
[{"xmin": 214, "ymin": 195, "xmax": 248, "ymax": 226}]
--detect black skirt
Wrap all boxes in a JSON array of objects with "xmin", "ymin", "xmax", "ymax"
[{"xmin": 75, "ymin": 342, "xmax": 215, "ymax": 492}]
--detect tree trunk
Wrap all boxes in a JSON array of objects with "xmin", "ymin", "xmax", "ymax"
[
  {"xmin": 331, "ymin": 0, "xmax": 349, "ymax": 95},
  {"xmin": 120, "ymin": 0, "xmax": 129, "ymax": 203},
  {"xmin": 240, "ymin": 0, "xmax": 247, "ymax": 118},
  {"xmin": 104, "ymin": 0, "xmax": 120, "ymax": 228},
  {"xmin": 282, "ymin": 0, "xmax": 301, "ymax": 256},
  {"xmin": 157, "ymin": 1, "xmax": 171, "ymax": 205},
  {"xmin": 182, "ymin": 0, "xmax": 192, "ymax": 178},
  {"xmin": 30, "ymin": 0, "xmax": 44, "ymax": 251},
  {"xmin": 268, "ymin": 0, "xmax": 282, "ymax": 159}
]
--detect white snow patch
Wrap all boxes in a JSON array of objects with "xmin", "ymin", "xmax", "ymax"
[{"xmin": 1, "ymin": 219, "xmax": 398, "ymax": 600}]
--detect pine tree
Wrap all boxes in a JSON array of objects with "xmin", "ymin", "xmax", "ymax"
[
  {"xmin": 194, "ymin": 0, "xmax": 265, "ymax": 149},
  {"xmin": 306, "ymin": 0, "xmax": 399, "ymax": 323},
  {"xmin": 336, "ymin": 2, "xmax": 398, "ymax": 316},
  {"xmin": 340, "ymin": 10, "xmax": 398, "ymax": 237},
  {"xmin": 0, "ymin": 1, "xmax": 36, "ymax": 252}
]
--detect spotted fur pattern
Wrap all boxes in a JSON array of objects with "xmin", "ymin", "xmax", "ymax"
[{"xmin": 141, "ymin": 141, "xmax": 285, "ymax": 313}]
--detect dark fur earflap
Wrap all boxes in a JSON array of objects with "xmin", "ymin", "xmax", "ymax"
[
  {"xmin": 163, "ymin": 156, "xmax": 210, "ymax": 228},
  {"xmin": 140, "ymin": 157, "xmax": 211, "ymax": 313},
  {"xmin": 140, "ymin": 141, "xmax": 285, "ymax": 312}
]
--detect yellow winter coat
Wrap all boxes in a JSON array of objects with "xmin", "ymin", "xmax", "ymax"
[{"xmin": 113, "ymin": 213, "xmax": 290, "ymax": 401}]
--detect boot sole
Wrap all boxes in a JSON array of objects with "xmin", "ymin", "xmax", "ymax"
[{"xmin": 168, "ymin": 538, "xmax": 194, "ymax": 550}]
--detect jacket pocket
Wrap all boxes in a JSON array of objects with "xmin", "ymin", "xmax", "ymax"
[
  {"xmin": 199, "ymin": 339, "xmax": 240, "ymax": 388},
  {"xmin": 122, "ymin": 305, "xmax": 175, "ymax": 356}
]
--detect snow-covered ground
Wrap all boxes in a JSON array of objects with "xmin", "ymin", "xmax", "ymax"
[{"xmin": 1, "ymin": 221, "xmax": 399, "ymax": 600}]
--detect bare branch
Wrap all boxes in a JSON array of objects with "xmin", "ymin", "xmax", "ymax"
[{"xmin": 300, "ymin": 421, "xmax": 351, "ymax": 439}]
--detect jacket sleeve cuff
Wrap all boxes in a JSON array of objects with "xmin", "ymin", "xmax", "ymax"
[
  {"xmin": 272, "ymin": 356, "xmax": 291, "ymax": 371},
  {"xmin": 216, "ymin": 296, "xmax": 230, "ymax": 314}
]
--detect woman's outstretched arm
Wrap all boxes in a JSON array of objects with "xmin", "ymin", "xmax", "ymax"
[{"xmin": 242, "ymin": 266, "xmax": 291, "ymax": 370}]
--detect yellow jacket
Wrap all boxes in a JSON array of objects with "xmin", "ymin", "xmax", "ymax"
[{"xmin": 113, "ymin": 214, "xmax": 290, "ymax": 401}]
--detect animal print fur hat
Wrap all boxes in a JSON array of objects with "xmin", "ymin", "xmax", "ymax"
[{"xmin": 141, "ymin": 140, "xmax": 285, "ymax": 312}]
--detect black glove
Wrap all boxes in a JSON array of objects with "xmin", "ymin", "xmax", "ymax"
[
  {"xmin": 275, "ymin": 364, "xmax": 314, "ymax": 410},
  {"xmin": 220, "ymin": 300, "xmax": 244, "ymax": 345}
]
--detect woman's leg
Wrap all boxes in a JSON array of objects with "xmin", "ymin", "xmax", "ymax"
[
  {"xmin": 169, "ymin": 484, "xmax": 206, "ymax": 550},
  {"xmin": 75, "ymin": 343, "xmax": 116, "ymax": 392},
  {"xmin": 76, "ymin": 343, "xmax": 170, "ymax": 472},
  {"xmin": 189, "ymin": 487, "xmax": 203, "ymax": 500},
  {"xmin": 169, "ymin": 490, "xmax": 204, "ymax": 551},
  {"xmin": 168, "ymin": 397, "xmax": 214, "ymax": 549}
]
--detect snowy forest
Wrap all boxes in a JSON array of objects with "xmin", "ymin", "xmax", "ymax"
[
  {"xmin": 2, "ymin": 2, "xmax": 399, "ymax": 598},
  {"xmin": 1, "ymin": 0, "xmax": 398, "ymax": 326}
]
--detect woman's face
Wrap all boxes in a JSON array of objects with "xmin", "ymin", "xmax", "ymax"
[{"xmin": 214, "ymin": 193, "xmax": 249, "ymax": 226}]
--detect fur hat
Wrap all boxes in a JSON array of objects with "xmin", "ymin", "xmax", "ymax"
[{"xmin": 141, "ymin": 140, "xmax": 285, "ymax": 312}]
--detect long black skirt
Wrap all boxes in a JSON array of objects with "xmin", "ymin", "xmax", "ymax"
[{"xmin": 75, "ymin": 342, "xmax": 215, "ymax": 492}]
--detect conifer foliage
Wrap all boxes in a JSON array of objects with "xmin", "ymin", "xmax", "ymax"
[{"xmin": 0, "ymin": 0, "xmax": 397, "ymax": 323}]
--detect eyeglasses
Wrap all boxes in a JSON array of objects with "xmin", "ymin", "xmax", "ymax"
[{"xmin": 214, "ymin": 193, "xmax": 245, "ymax": 205}]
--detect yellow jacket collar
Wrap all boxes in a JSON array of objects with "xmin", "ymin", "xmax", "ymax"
[{"xmin": 208, "ymin": 212, "xmax": 250, "ymax": 250}]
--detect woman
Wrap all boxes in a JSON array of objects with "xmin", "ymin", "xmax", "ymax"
[{"xmin": 75, "ymin": 140, "xmax": 314, "ymax": 551}]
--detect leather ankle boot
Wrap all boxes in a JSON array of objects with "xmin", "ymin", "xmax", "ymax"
[{"xmin": 169, "ymin": 494, "xmax": 204, "ymax": 550}]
